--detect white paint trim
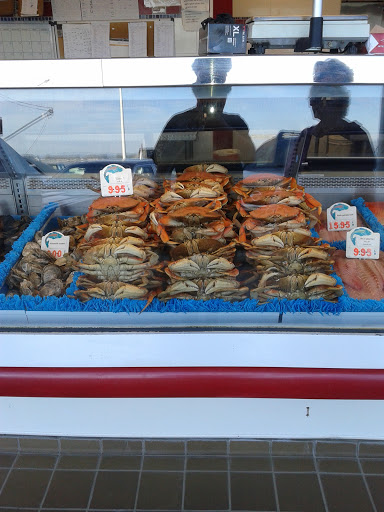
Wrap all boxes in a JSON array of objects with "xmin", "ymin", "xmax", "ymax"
[
  {"xmin": 2, "ymin": 332, "xmax": 384, "ymax": 369},
  {"xmin": 1, "ymin": 397, "xmax": 384, "ymax": 438}
]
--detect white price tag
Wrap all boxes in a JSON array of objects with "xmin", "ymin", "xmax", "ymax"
[
  {"xmin": 327, "ymin": 203, "xmax": 357, "ymax": 231},
  {"xmin": 41, "ymin": 231, "xmax": 70, "ymax": 258},
  {"xmin": 346, "ymin": 227, "xmax": 380, "ymax": 259},
  {"xmin": 100, "ymin": 164, "xmax": 133, "ymax": 197}
]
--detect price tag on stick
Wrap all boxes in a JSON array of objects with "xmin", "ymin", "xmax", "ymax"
[
  {"xmin": 346, "ymin": 227, "xmax": 380, "ymax": 259},
  {"xmin": 41, "ymin": 231, "xmax": 70, "ymax": 258},
  {"xmin": 327, "ymin": 202, "xmax": 357, "ymax": 231},
  {"xmin": 100, "ymin": 164, "xmax": 133, "ymax": 197}
]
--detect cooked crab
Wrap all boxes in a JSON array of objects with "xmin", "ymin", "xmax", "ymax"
[
  {"xmin": 233, "ymin": 174, "xmax": 300, "ymax": 197},
  {"xmin": 165, "ymin": 254, "xmax": 238, "ymax": 280},
  {"xmin": 238, "ymin": 205, "xmax": 308, "ymax": 241},
  {"xmin": 170, "ymin": 239, "xmax": 236, "ymax": 261},
  {"xmin": 158, "ymin": 278, "xmax": 248, "ymax": 302},
  {"xmin": 150, "ymin": 207, "xmax": 234, "ymax": 244},
  {"xmin": 74, "ymin": 277, "xmax": 150, "ymax": 302},
  {"xmin": 251, "ymin": 273, "xmax": 343, "ymax": 303},
  {"xmin": 250, "ymin": 246, "xmax": 335, "ymax": 275},
  {"xmin": 86, "ymin": 196, "xmax": 150, "ymax": 224}
]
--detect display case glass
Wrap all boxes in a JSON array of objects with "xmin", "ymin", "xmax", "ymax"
[{"xmin": 1, "ymin": 55, "xmax": 384, "ymax": 330}]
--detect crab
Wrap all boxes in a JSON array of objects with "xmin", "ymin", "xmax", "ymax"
[
  {"xmin": 249, "ymin": 229, "xmax": 315, "ymax": 249},
  {"xmin": 235, "ymin": 189, "xmax": 306, "ymax": 216},
  {"xmin": 173, "ymin": 170, "xmax": 230, "ymax": 187},
  {"xmin": 165, "ymin": 254, "xmax": 238, "ymax": 281},
  {"xmin": 183, "ymin": 163, "xmax": 229, "ymax": 174},
  {"xmin": 158, "ymin": 278, "xmax": 249, "ymax": 302},
  {"xmin": 76, "ymin": 251, "xmax": 160, "ymax": 282},
  {"xmin": 170, "ymin": 239, "xmax": 236, "ymax": 261},
  {"xmin": 163, "ymin": 180, "xmax": 226, "ymax": 199},
  {"xmin": 83, "ymin": 223, "xmax": 149, "ymax": 242},
  {"xmin": 250, "ymin": 273, "xmax": 343, "ymax": 303},
  {"xmin": 132, "ymin": 176, "xmax": 160, "ymax": 200},
  {"xmin": 86, "ymin": 196, "xmax": 149, "ymax": 224},
  {"xmin": 150, "ymin": 207, "xmax": 234, "ymax": 244},
  {"xmin": 152, "ymin": 196, "xmax": 225, "ymax": 214},
  {"xmin": 238, "ymin": 205, "xmax": 308, "ymax": 242},
  {"xmin": 81, "ymin": 241, "xmax": 152, "ymax": 264},
  {"xmin": 73, "ymin": 276, "xmax": 151, "ymax": 302},
  {"xmin": 250, "ymin": 246, "xmax": 335, "ymax": 275},
  {"xmin": 233, "ymin": 174, "xmax": 301, "ymax": 197}
]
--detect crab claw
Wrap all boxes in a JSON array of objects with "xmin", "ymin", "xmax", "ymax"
[
  {"xmin": 84, "ymin": 224, "xmax": 103, "ymax": 241},
  {"xmin": 252, "ymin": 234, "xmax": 285, "ymax": 249},
  {"xmin": 113, "ymin": 243, "xmax": 146, "ymax": 259},
  {"xmin": 305, "ymin": 273, "xmax": 337, "ymax": 288},
  {"xmin": 124, "ymin": 226, "xmax": 148, "ymax": 239}
]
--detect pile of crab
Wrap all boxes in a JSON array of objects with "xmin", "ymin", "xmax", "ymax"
[
  {"xmin": 233, "ymin": 174, "xmax": 343, "ymax": 303},
  {"xmin": 71, "ymin": 191, "xmax": 163, "ymax": 303},
  {"xmin": 150, "ymin": 164, "xmax": 249, "ymax": 302}
]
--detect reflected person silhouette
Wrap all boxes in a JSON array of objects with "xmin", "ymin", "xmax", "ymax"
[
  {"xmin": 153, "ymin": 58, "xmax": 256, "ymax": 174},
  {"xmin": 288, "ymin": 59, "xmax": 375, "ymax": 175}
]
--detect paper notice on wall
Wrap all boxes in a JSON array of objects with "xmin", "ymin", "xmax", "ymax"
[
  {"xmin": 63, "ymin": 23, "xmax": 92, "ymax": 58},
  {"xmin": 110, "ymin": 40, "xmax": 129, "ymax": 57},
  {"xmin": 154, "ymin": 19, "xmax": 175, "ymax": 56},
  {"xmin": 113, "ymin": 0, "xmax": 139, "ymax": 19},
  {"xmin": 174, "ymin": 17, "xmax": 198, "ymax": 55},
  {"xmin": 51, "ymin": 0, "xmax": 82, "ymax": 21},
  {"xmin": 20, "ymin": 0, "xmax": 38, "ymax": 16},
  {"xmin": 128, "ymin": 22, "xmax": 147, "ymax": 57},
  {"xmin": 91, "ymin": 22, "xmax": 110, "ymax": 58},
  {"xmin": 182, "ymin": 10, "xmax": 208, "ymax": 31},
  {"xmin": 181, "ymin": 0, "xmax": 208, "ymax": 11},
  {"xmin": 144, "ymin": 0, "xmax": 180, "ymax": 6},
  {"xmin": 81, "ymin": 0, "xmax": 139, "ymax": 21}
]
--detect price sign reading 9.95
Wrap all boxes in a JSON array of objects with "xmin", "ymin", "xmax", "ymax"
[
  {"xmin": 346, "ymin": 228, "xmax": 380, "ymax": 260},
  {"xmin": 100, "ymin": 164, "xmax": 133, "ymax": 197},
  {"xmin": 327, "ymin": 203, "xmax": 357, "ymax": 232}
]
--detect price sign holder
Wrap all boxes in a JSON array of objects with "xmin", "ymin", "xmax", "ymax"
[
  {"xmin": 346, "ymin": 227, "xmax": 380, "ymax": 260},
  {"xmin": 100, "ymin": 164, "xmax": 133, "ymax": 197},
  {"xmin": 327, "ymin": 202, "xmax": 357, "ymax": 231},
  {"xmin": 41, "ymin": 231, "xmax": 70, "ymax": 259}
]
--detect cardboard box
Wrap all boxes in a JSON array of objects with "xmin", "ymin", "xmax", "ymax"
[
  {"xmin": 199, "ymin": 24, "xmax": 247, "ymax": 55},
  {"xmin": 0, "ymin": 0, "xmax": 14, "ymax": 16},
  {"xmin": 18, "ymin": 0, "xmax": 44, "ymax": 17},
  {"xmin": 233, "ymin": 0, "xmax": 341, "ymax": 17},
  {"xmin": 366, "ymin": 25, "xmax": 384, "ymax": 54}
]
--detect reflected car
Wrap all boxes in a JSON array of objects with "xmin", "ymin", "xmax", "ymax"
[{"xmin": 60, "ymin": 159, "xmax": 157, "ymax": 176}]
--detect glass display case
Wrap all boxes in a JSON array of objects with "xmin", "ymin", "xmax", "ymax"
[{"xmin": 1, "ymin": 55, "xmax": 384, "ymax": 438}]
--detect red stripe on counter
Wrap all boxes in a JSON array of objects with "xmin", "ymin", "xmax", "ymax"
[{"xmin": 1, "ymin": 367, "xmax": 384, "ymax": 399}]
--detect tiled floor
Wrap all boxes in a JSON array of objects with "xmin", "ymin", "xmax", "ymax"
[{"xmin": 0, "ymin": 437, "xmax": 384, "ymax": 511}]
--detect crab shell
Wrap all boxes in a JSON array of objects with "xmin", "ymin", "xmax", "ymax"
[
  {"xmin": 86, "ymin": 196, "xmax": 149, "ymax": 223},
  {"xmin": 238, "ymin": 206, "xmax": 307, "ymax": 242},
  {"xmin": 233, "ymin": 174, "xmax": 300, "ymax": 197},
  {"xmin": 152, "ymin": 196, "xmax": 225, "ymax": 214},
  {"xmin": 170, "ymin": 239, "xmax": 235, "ymax": 260},
  {"xmin": 165, "ymin": 254, "xmax": 238, "ymax": 280},
  {"xmin": 158, "ymin": 278, "xmax": 248, "ymax": 302},
  {"xmin": 183, "ymin": 163, "xmax": 229, "ymax": 174},
  {"xmin": 235, "ymin": 190, "xmax": 306, "ymax": 216},
  {"xmin": 175, "ymin": 170, "xmax": 230, "ymax": 186}
]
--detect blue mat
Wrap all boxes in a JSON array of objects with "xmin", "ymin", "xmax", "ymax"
[{"xmin": 0, "ymin": 201, "xmax": 383, "ymax": 315}]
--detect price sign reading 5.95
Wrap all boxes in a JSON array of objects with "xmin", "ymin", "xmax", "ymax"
[
  {"xmin": 327, "ymin": 203, "xmax": 357, "ymax": 232},
  {"xmin": 346, "ymin": 227, "xmax": 380, "ymax": 260},
  {"xmin": 100, "ymin": 164, "xmax": 133, "ymax": 197}
]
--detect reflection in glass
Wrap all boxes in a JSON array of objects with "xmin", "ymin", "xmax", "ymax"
[
  {"xmin": 153, "ymin": 58, "xmax": 256, "ymax": 174},
  {"xmin": 288, "ymin": 59, "xmax": 376, "ymax": 176}
]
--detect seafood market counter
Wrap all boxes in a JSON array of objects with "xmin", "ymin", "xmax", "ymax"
[{"xmin": 2, "ymin": 55, "xmax": 384, "ymax": 438}]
